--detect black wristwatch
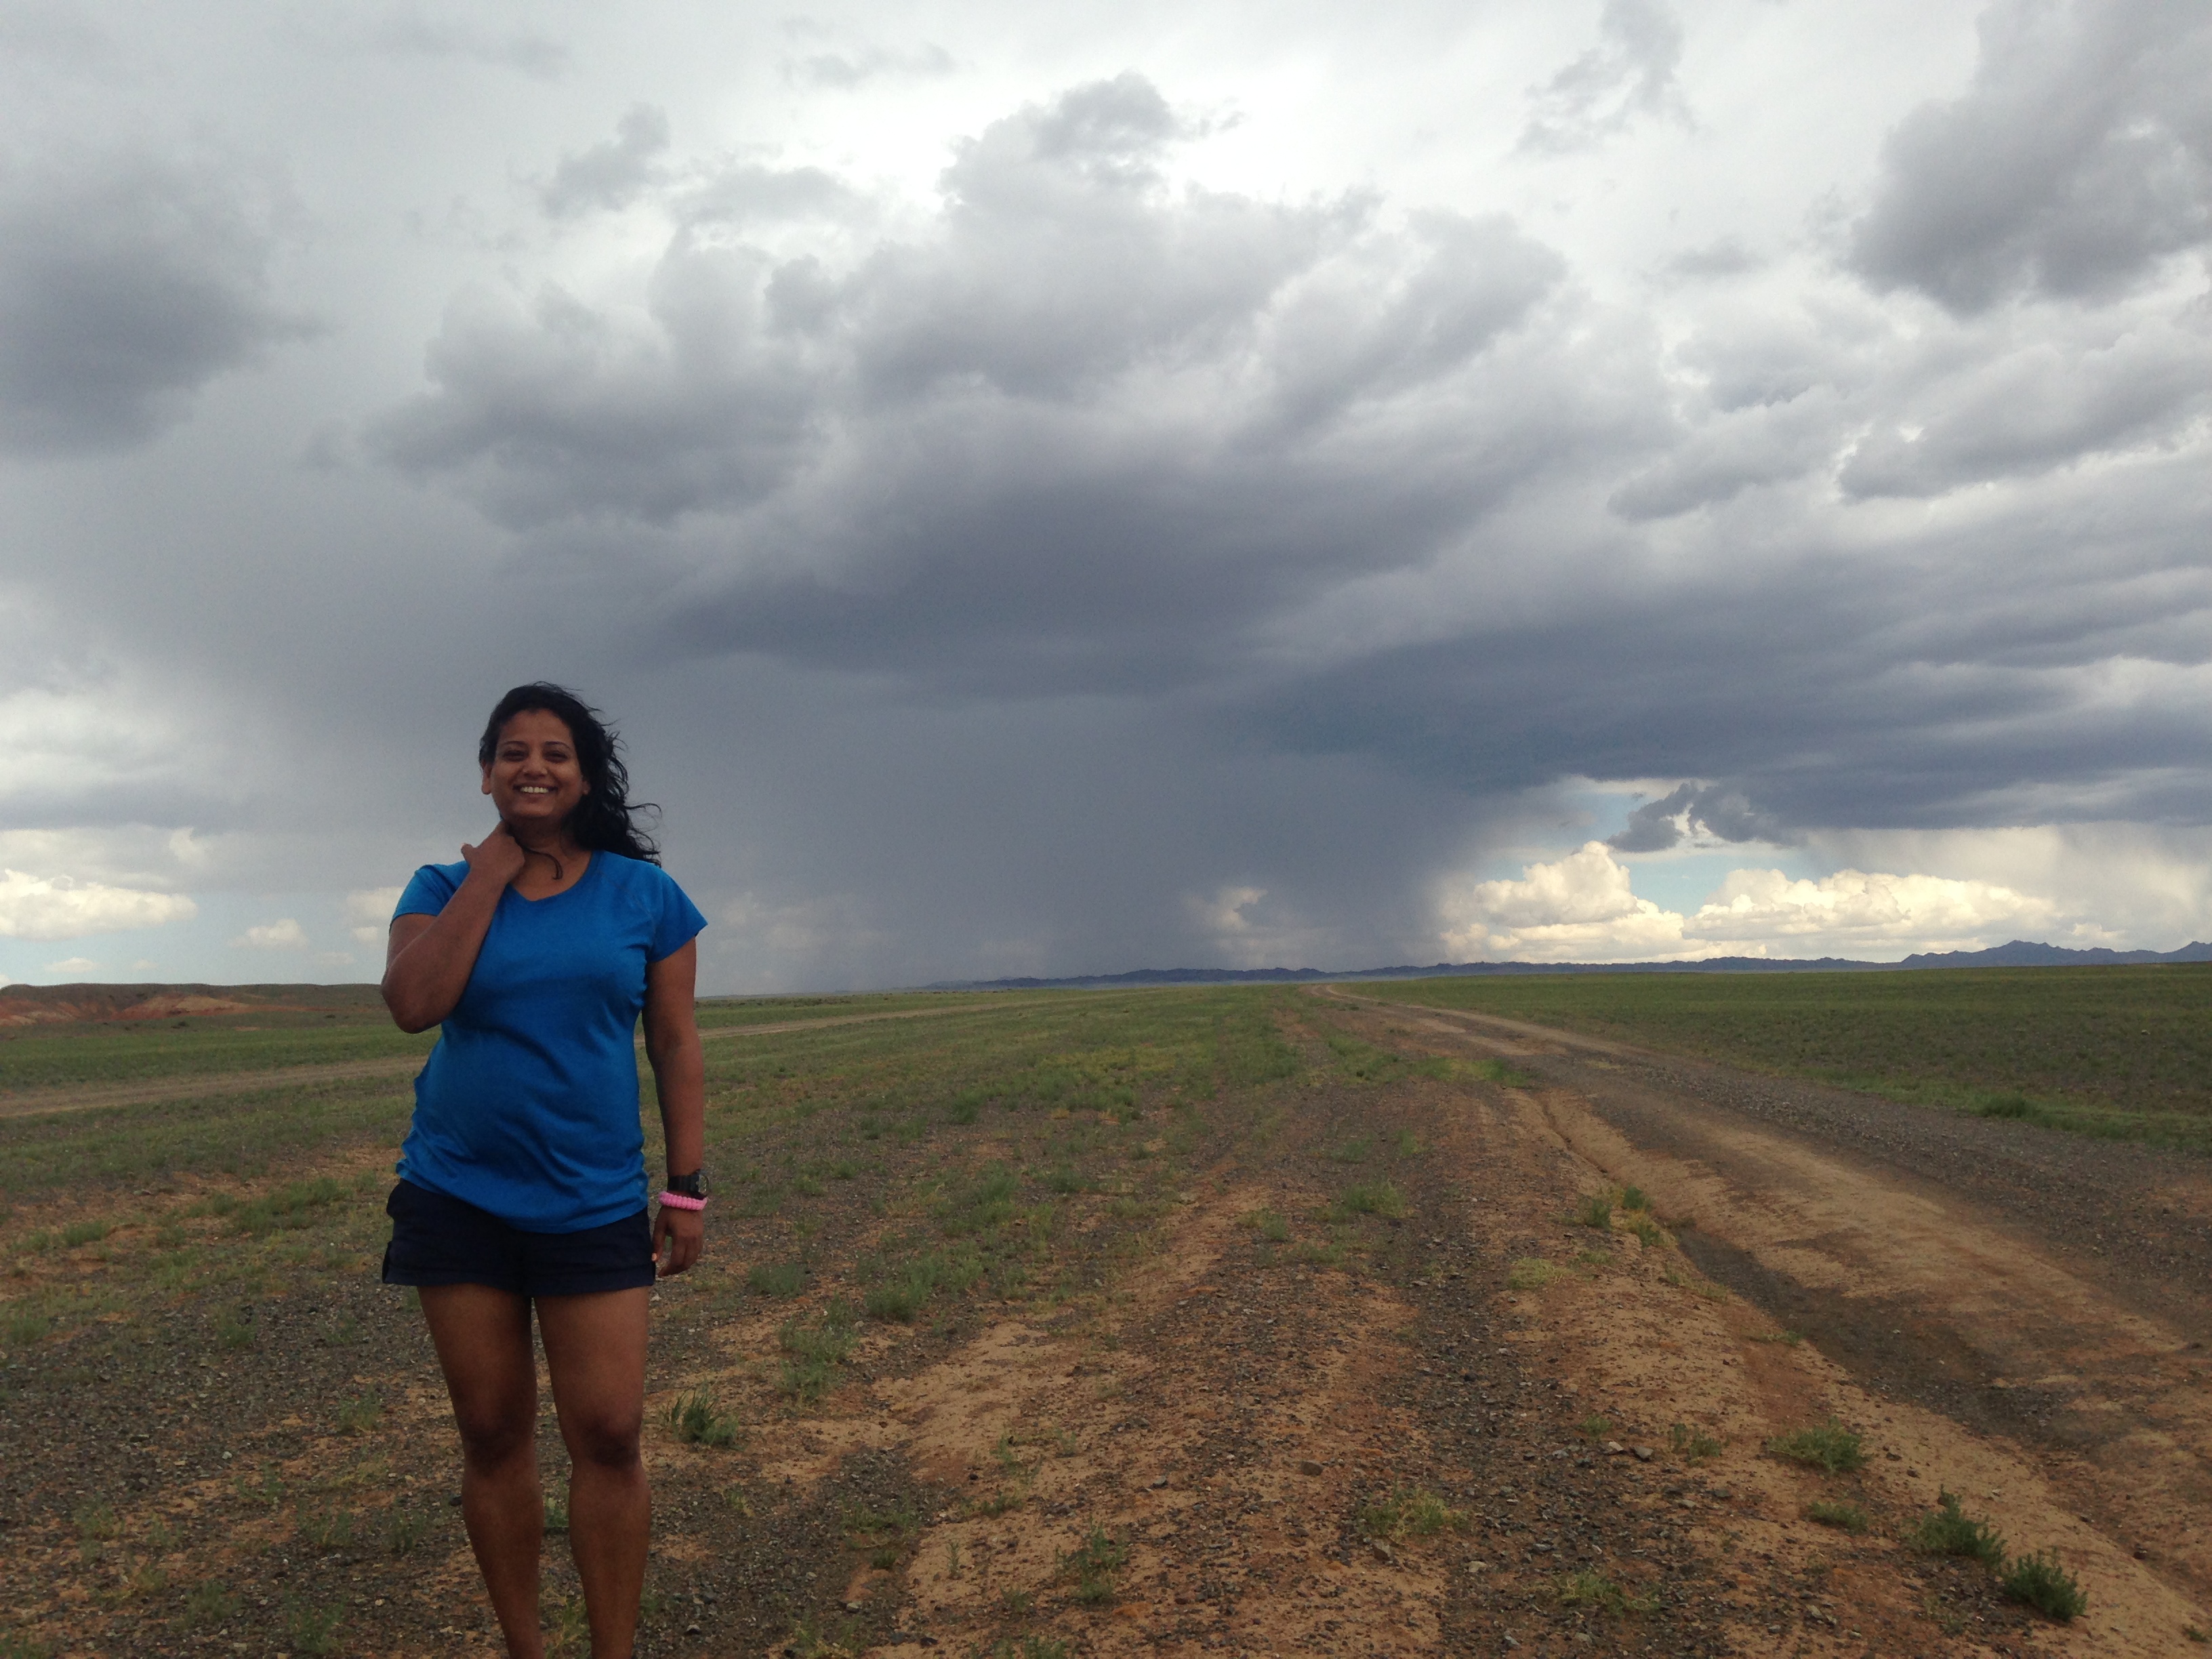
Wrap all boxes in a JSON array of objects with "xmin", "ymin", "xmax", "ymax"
[{"xmin": 665, "ymin": 1169, "xmax": 710, "ymax": 1201}]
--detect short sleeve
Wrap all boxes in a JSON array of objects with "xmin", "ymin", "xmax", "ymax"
[
  {"xmin": 649, "ymin": 869, "xmax": 708, "ymax": 962},
  {"xmin": 394, "ymin": 863, "xmax": 462, "ymax": 920}
]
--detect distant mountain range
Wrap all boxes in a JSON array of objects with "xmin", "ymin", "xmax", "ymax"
[{"xmin": 933, "ymin": 939, "xmax": 2212, "ymax": 992}]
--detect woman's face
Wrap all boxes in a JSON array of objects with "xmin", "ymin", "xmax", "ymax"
[{"xmin": 481, "ymin": 708, "xmax": 590, "ymax": 832}]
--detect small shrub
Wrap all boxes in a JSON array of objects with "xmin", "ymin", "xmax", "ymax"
[
  {"xmin": 1042, "ymin": 1165, "xmax": 1089, "ymax": 1195},
  {"xmin": 1572, "ymin": 1193, "xmax": 1613, "ymax": 1229},
  {"xmin": 1627, "ymin": 1216, "xmax": 1664, "ymax": 1248},
  {"xmin": 73, "ymin": 1500, "xmax": 120, "ymax": 1541},
  {"xmin": 1576, "ymin": 1414, "xmax": 1614, "ymax": 1441},
  {"xmin": 286, "ymin": 1599, "xmax": 343, "ymax": 1656},
  {"xmin": 1767, "ymin": 1418, "xmax": 1865, "ymax": 1475},
  {"xmin": 1668, "ymin": 1422, "xmax": 1723, "ymax": 1462},
  {"xmin": 385, "ymin": 1507, "xmax": 430, "ymax": 1555},
  {"xmin": 1331, "ymin": 1136, "xmax": 1372, "ymax": 1164},
  {"xmin": 1507, "ymin": 1258, "xmax": 1559, "ymax": 1290},
  {"xmin": 184, "ymin": 1580, "xmax": 240, "ymax": 1626},
  {"xmin": 828, "ymin": 1159, "xmax": 860, "ymax": 1181},
  {"xmin": 1907, "ymin": 1490, "xmax": 2004, "ymax": 1564},
  {"xmin": 214, "ymin": 1311, "xmax": 253, "ymax": 1350},
  {"xmin": 2001, "ymin": 1549, "xmax": 2086, "ymax": 1620},
  {"xmin": 667, "ymin": 1391, "xmax": 743, "ymax": 1448},
  {"xmin": 335, "ymin": 1394, "xmax": 382, "ymax": 1434},
  {"xmin": 1061, "ymin": 1524, "xmax": 1127, "ymax": 1603},
  {"xmin": 60, "ymin": 1220, "xmax": 113, "ymax": 1248},
  {"xmin": 296, "ymin": 1505, "xmax": 356, "ymax": 1551},
  {"xmin": 1240, "ymin": 1208, "xmax": 1290, "ymax": 1242},
  {"xmin": 1336, "ymin": 1180, "xmax": 1406, "ymax": 1218},
  {"xmin": 1395, "ymin": 1130, "xmax": 1422, "ymax": 1157},
  {"xmin": 1807, "ymin": 1500, "xmax": 1869, "ymax": 1533},
  {"xmin": 1619, "ymin": 1185, "xmax": 1650, "ymax": 1212},
  {"xmin": 1976, "ymin": 1093, "xmax": 2032, "ymax": 1120}
]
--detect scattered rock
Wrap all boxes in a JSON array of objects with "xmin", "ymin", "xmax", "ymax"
[
  {"xmin": 1631, "ymin": 1446, "xmax": 1654, "ymax": 1461},
  {"xmin": 1602, "ymin": 1441, "xmax": 1625, "ymax": 1456},
  {"xmin": 1298, "ymin": 1459, "xmax": 1324, "ymax": 1476}
]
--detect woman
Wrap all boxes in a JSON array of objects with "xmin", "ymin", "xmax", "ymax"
[{"xmin": 381, "ymin": 682, "xmax": 708, "ymax": 1659}]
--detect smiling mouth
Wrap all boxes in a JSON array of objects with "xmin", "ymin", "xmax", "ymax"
[{"xmin": 516, "ymin": 785, "xmax": 556, "ymax": 796}]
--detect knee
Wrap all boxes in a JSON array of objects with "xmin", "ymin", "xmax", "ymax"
[
  {"xmin": 565, "ymin": 1410, "xmax": 642, "ymax": 1471},
  {"xmin": 452, "ymin": 1407, "xmax": 533, "ymax": 1471}
]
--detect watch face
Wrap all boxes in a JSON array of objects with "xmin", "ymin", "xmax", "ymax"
[{"xmin": 670, "ymin": 1170, "xmax": 710, "ymax": 1199}]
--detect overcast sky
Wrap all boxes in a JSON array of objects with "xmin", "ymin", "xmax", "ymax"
[{"xmin": 3, "ymin": 0, "xmax": 2210, "ymax": 991}]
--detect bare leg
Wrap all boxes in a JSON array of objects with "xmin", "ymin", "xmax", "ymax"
[
  {"xmin": 420, "ymin": 1285, "xmax": 544, "ymax": 1658},
  {"xmin": 538, "ymin": 1288, "xmax": 651, "ymax": 1659}
]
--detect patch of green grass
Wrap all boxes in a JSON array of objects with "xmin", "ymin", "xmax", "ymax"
[
  {"xmin": 1570, "ymin": 1191, "xmax": 1613, "ymax": 1229},
  {"xmin": 1359, "ymin": 1486, "xmax": 1465, "ymax": 1538},
  {"xmin": 1807, "ymin": 1499, "xmax": 1869, "ymax": 1533},
  {"xmin": 1668, "ymin": 1422, "xmax": 1723, "ymax": 1462},
  {"xmin": 229, "ymin": 1177, "xmax": 348, "ymax": 1237},
  {"xmin": 1041, "ymin": 1164, "xmax": 1090, "ymax": 1194},
  {"xmin": 1551, "ymin": 1570, "xmax": 1656, "ymax": 1614},
  {"xmin": 863, "ymin": 1246, "xmax": 985, "ymax": 1322},
  {"xmin": 1330, "ymin": 1135, "xmax": 1372, "ymax": 1164},
  {"xmin": 667, "ymin": 1391, "xmax": 744, "ymax": 1448},
  {"xmin": 1355, "ymin": 966, "xmax": 2212, "ymax": 1152},
  {"xmin": 1507, "ymin": 1257, "xmax": 1560, "ymax": 1290},
  {"xmin": 777, "ymin": 1303, "xmax": 857, "ymax": 1401},
  {"xmin": 1619, "ymin": 1184, "xmax": 1650, "ymax": 1211},
  {"xmin": 2001, "ymin": 1549, "xmax": 2086, "ymax": 1620},
  {"xmin": 745, "ymin": 1260, "xmax": 807, "ymax": 1298},
  {"xmin": 544, "ymin": 1494, "xmax": 569, "ymax": 1532},
  {"xmin": 1748, "ymin": 1328, "xmax": 1803, "ymax": 1345},
  {"xmin": 333, "ymin": 1393, "xmax": 382, "ymax": 1435},
  {"xmin": 1907, "ymin": 1490, "xmax": 2005, "ymax": 1563},
  {"xmin": 1334, "ymin": 1179, "xmax": 1406, "ymax": 1219},
  {"xmin": 1626, "ymin": 1215, "xmax": 1665, "ymax": 1248},
  {"xmin": 1394, "ymin": 1130, "xmax": 1422, "ymax": 1157},
  {"xmin": 1576, "ymin": 1414, "xmax": 1614, "ymax": 1441},
  {"xmin": 1240, "ymin": 1208, "xmax": 1290, "ymax": 1242},
  {"xmin": 1767, "ymin": 1418, "xmax": 1865, "ymax": 1475},
  {"xmin": 213, "ymin": 1310, "xmax": 254, "ymax": 1350},
  {"xmin": 296, "ymin": 1504, "xmax": 356, "ymax": 1551},
  {"xmin": 60, "ymin": 1219, "xmax": 113, "ymax": 1247}
]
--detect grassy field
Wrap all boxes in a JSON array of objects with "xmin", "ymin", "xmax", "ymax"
[
  {"xmin": 0, "ymin": 985, "xmax": 1458, "ymax": 1655},
  {"xmin": 1357, "ymin": 966, "xmax": 2212, "ymax": 1147}
]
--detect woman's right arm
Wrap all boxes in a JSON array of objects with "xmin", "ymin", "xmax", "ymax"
[{"xmin": 380, "ymin": 829, "xmax": 525, "ymax": 1033}]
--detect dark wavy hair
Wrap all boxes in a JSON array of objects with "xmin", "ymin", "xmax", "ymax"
[{"xmin": 478, "ymin": 683, "xmax": 661, "ymax": 864}]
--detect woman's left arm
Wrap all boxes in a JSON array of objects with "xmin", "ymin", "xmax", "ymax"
[{"xmin": 643, "ymin": 938, "xmax": 707, "ymax": 1277}]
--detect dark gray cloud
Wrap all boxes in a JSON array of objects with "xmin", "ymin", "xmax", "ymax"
[
  {"xmin": 541, "ymin": 104, "xmax": 670, "ymax": 219},
  {"xmin": 372, "ymin": 74, "xmax": 1573, "ymax": 675},
  {"xmin": 1519, "ymin": 0, "xmax": 1692, "ymax": 154},
  {"xmin": 1851, "ymin": 0, "xmax": 2212, "ymax": 312},
  {"xmin": 1606, "ymin": 783, "xmax": 1797, "ymax": 851},
  {"xmin": 0, "ymin": 150, "xmax": 308, "ymax": 453}
]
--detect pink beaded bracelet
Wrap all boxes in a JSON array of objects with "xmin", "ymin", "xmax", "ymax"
[{"xmin": 657, "ymin": 1191, "xmax": 706, "ymax": 1212}]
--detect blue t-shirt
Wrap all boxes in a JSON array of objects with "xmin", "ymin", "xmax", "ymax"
[{"xmin": 393, "ymin": 851, "xmax": 708, "ymax": 1231}]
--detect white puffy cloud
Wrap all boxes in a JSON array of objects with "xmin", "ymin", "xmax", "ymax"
[
  {"xmin": 344, "ymin": 886, "xmax": 403, "ymax": 945},
  {"xmin": 232, "ymin": 917, "xmax": 307, "ymax": 949},
  {"xmin": 44, "ymin": 956, "xmax": 98, "ymax": 975},
  {"xmin": 0, "ymin": 869, "xmax": 197, "ymax": 941},
  {"xmin": 1439, "ymin": 842, "xmax": 2055, "ymax": 962}
]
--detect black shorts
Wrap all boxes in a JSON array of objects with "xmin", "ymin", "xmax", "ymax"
[{"xmin": 381, "ymin": 1180, "xmax": 655, "ymax": 1298}]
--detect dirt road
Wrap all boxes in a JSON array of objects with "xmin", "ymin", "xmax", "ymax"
[
  {"xmin": 0, "ymin": 1001, "xmax": 1023, "ymax": 1120},
  {"xmin": 1324, "ymin": 986, "xmax": 2212, "ymax": 1653}
]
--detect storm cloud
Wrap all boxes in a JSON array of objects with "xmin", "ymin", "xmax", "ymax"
[{"xmin": 3, "ymin": 0, "xmax": 2212, "ymax": 987}]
